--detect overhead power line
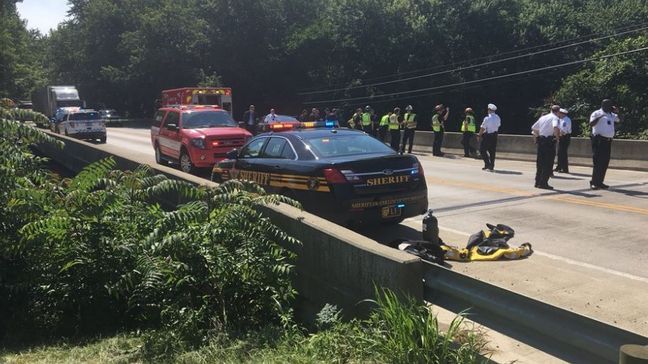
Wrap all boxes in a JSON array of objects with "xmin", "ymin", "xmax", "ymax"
[
  {"xmin": 299, "ymin": 21, "xmax": 648, "ymax": 92},
  {"xmin": 303, "ymin": 46, "xmax": 648, "ymax": 105},
  {"xmin": 299, "ymin": 23, "xmax": 648, "ymax": 96}
]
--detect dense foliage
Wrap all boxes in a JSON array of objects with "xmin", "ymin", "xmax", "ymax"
[
  {"xmin": 2, "ymin": 0, "xmax": 647, "ymax": 135},
  {"xmin": 0, "ymin": 111, "xmax": 299, "ymax": 350}
]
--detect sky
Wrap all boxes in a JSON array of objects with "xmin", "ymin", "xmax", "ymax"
[{"xmin": 16, "ymin": 0, "xmax": 71, "ymax": 34}]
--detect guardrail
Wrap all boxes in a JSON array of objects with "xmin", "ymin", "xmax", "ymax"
[
  {"xmin": 398, "ymin": 131, "xmax": 648, "ymax": 171},
  {"xmin": 423, "ymin": 262, "xmax": 648, "ymax": 363},
  {"xmin": 36, "ymin": 130, "xmax": 648, "ymax": 362}
]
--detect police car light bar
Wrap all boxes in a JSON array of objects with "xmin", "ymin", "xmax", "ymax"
[
  {"xmin": 269, "ymin": 123, "xmax": 295, "ymax": 130},
  {"xmin": 301, "ymin": 121, "xmax": 339, "ymax": 128}
]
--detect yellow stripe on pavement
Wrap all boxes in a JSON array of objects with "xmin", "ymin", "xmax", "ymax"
[{"xmin": 426, "ymin": 176, "xmax": 648, "ymax": 216}]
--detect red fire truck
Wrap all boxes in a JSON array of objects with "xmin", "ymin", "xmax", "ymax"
[{"xmin": 160, "ymin": 87, "xmax": 233, "ymax": 115}]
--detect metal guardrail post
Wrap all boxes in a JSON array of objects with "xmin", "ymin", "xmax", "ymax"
[{"xmin": 620, "ymin": 345, "xmax": 648, "ymax": 364}]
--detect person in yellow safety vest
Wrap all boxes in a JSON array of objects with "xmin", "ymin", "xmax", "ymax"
[
  {"xmin": 362, "ymin": 105, "xmax": 373, "ymax": 135},
  {"xmin": 388, "ymin": 107, "xmax": 402, "ymax": 151},
  {"xmin": 400, "ymin": 105, "xmax": 417, "ymax": 154},
  {"xmin": 348, "ymin": 108, "xmax": 362, "ymax": 129},
  {"xmin": 461, "ymin": 107, "xmax": 477, "ymax": 157},
  {"xmin": 379, "ymin": 111, "xmax": 392, "ymax": 143},
  {"xmin": 431, "ymin": 104, "xmax": 449, "ymax": 156}
]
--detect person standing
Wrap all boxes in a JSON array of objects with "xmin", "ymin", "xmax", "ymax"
[
  {"xmin": 478, "ymin": 103, "xmax": 501, "ymax": 171},
  {"xmin": 531, "ymin": 105, "xmax": 561, "ymax": 190},
  {"xmin": 379, "ymin": 111, "xmax": 392, "ymax": 142},
  {"xmin": 589, "ymin": 99, "xmax": 621, "ymax": 190},
  {"xmin": 461, "ymin": 107, "xmax": 477, "ymax": 157},
  {"xmin": 401, "ymin": 105, "xmax": 417, "ymax": 154},
  {"xmin": 431, "ymin": 104, "xmax": 449, "ymax": 156},
  {"xmin": 298, "ymin": 109, "xmax": 309, "ymax": 122},
  {"xmin": 389, "ymin": 107, "xmax": 402, "ymax": 151},
  {"xmin": 308, "ymin": 108, "xmax": 321, "ymax": 121},
  {"xmin": 554, "ymin": 108, "xmax": 572, "ymax": 173},
  {"xmin": 348, "ymin": 108, "xmax": 363, "ymax": 129},
  {"xmin": 264, "ymin": 108, "xmax": 278, "ymax": 123},
  {"xmin": 361, "ymin": 106, "xmax": 374, "ymax": 134},
  {"xmin": 242, "ymin": 105, "xmax": 258, "ymax": 135}
]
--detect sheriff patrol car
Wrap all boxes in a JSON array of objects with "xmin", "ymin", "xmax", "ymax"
[{"xmin": 211, "ymin": 122, "xmax": 428, "ymax": 226}]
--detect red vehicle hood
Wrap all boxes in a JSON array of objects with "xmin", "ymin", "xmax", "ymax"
[{"xmin": 183, "ymin": 127, "xmax": 251, "ymax": 138}]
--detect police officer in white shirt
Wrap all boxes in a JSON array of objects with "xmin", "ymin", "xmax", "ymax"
[
  {"xmin": 554, "ymin": 108, "xmax": 572, "ymax": 173},
  {"xmin": 531, "ymin": 105, "xmax": 561, "ymax": 190},
  {"xmin": 589, "ymin": 99, "xmax": 621, "ymax": 190},
  {"xmin": 264, "ymin": 108, "xmax": 278, "ymax": 123},
  {"xmin": 478, "ymin": 103, "xmax": 501, "ymax": 171}
]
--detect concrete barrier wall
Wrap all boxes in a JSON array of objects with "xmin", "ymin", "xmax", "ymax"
[
  {"xmin": 400, "ymin": 131, "xmax": 648, "ymax": 171},
  {"xmin": 36, "ymin": 132, "xmax": 424, "ymax": 320}
]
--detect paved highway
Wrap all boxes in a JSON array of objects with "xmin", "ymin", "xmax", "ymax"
[
  {"xmin": 102, "ymin": 127, "xmax": 648, "ymax": 336},
  {"xmin": 105, "ymin": 127, "xmax": 648, "ymax": 279}
]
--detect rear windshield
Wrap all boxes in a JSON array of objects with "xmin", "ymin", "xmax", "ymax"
[
  {"xmin": 70, "ymin": 112, "xmax": 100, "ymax": 120},
  {"xmin": 304, "ymin": 133, "xmax": 394, "ymax": 158},
  {"xmin": 182, "ymin": 110, "xmax": 237, "ymax": 128}
]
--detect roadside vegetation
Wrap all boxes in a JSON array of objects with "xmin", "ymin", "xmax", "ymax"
[{"xmin": 0, "ymin": 112, "xmax": 487, "ymax": 362}]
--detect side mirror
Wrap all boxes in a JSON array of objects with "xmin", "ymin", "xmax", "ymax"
[
  {"xmin": 165, "ymin": 123, "xmax": 178, "ymax": 131},
  {"xmin": 226, "ymin": 149, "xmax": 239, "ymax": 160}
]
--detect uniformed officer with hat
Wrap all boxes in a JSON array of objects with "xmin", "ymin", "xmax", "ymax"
[
  {"xmin": 478, "ymin": 103, "xmax": 501, "ymax": 171},
  {"xmin": 555, "ymin": 108, "xmax": 572, "ymax": 173},
  {"xmin": 431, "ymin": 104, "xmax": 449, "ymax": 156},
  {"xmin": 589, "ymin": 99, "xmax": 621, "ymax": 190},
  {"xmin": 401, "ymin": 105, "xmax": 417, "ymax": 154},
  {"xmin": 531, "ymin": 105, "xmax": 561, "ymax": 189},
  {"xmin": 388, "ymin": 107, "xmax": 402, "ymax": 151},
  {"xmin": 461, "ymin": 107, "xmax": 477, "ymax": 157}
]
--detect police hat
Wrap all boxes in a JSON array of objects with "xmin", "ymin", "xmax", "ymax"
[
  {"xmin": 464, "ymin": 107, "xmax": 473, "ymax": 114},
  {"xmin": 406, "ymin": 105, "xmax": 413, "ymax": 111},
  {"xmin": 487, "ymin": 103, "xmax": 497, "ymax": 111},
  {"xmin": 435, "ymin": 104, "xmax": 444, "ymax": 111},
  {"xmin": 559, "ymin": 108, "xmax": 569, "ymax": 114}
]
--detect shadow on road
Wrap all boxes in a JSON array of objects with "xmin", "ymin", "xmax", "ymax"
[{"xmin": 491, "ymin": 169, "xmax": 522, "ymax": 175}]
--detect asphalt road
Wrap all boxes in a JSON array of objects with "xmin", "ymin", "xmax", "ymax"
[{"xmin": 106, "ymin": 127, "xmax": 648, "ymax": 281}]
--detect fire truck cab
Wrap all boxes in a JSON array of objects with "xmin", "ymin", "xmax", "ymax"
[{"xmin": 160, "ymin": 87, "xmax": 233, "ymax": 115}]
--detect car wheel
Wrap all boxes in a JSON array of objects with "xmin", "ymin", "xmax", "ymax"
[
  {"xmin": 64, "ymin": 128, "xmax": 68, "ymax": 136},
  {"xmin": 154, "ymin": 144, "xmax": 164, "ymax": 165},
  {"xmin": 179, "ymin": 149, "xmax": 194, "ymax": 174},
  {"xmin": 99, "ymin": 135, "xmax": 107, "ymax": 144}
]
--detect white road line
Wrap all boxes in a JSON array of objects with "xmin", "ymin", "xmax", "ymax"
[{"xmin": 437, "ymin": 226, "xmax": 648, "ymax": 284}]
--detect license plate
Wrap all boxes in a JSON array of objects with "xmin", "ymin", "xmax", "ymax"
[{"xmin": 381, "ymin": 205, "xmax": 402, "ymax": 218}]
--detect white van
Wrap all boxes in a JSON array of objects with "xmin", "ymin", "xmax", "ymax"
[{"xmin": 58, "ymin": 109, "xmax": 106, "ymax": 143}]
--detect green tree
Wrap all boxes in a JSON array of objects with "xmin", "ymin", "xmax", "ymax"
[{"xmin": 554, "ymin": 35, "xmax": 648, "ymax": 138}]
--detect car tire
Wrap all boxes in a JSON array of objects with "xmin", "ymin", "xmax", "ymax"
[
  {"xmin": 179, "ymin": 149, "xmax": 195, "ymax": 174},
  {"xmin": 154, "ymin": 144, "xmax": 164, "ymax": 165},
  {"xmin": 64, "ymin": 128, "xmax": 68, "ymax": 136},
  {"xmin": 99, "ymin": 135, "xmax": 107, "ymax": 144}
]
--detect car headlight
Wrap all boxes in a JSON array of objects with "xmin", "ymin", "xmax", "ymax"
[{"xmin": 190, "ymin": 138, "xmax": 206, "ymax": 149}]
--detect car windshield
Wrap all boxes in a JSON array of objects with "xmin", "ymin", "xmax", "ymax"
[
  {"xmin": 70, "ymin": 112, "xmax": 100, "ymax": 120},
  {"xmin": 182, "ymin": 111, "xmax": 237, "ymax": 128},
  {"xmin": 303, "ymin": 133, "xmax": 395, "ymax": 158}
]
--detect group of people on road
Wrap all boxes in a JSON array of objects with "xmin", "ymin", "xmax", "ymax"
[
  {"xmin": 242, "ymin": 99, "xmax": 621, "ymax": 191},
  {"xmin": 532, "ymin": 99, "xmax": 619, "ymax": 190}
]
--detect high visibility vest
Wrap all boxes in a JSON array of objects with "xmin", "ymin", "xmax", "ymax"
[
  {"xmin": 380, "ymin": 114, "xmax": 390, "ymax": 126},
  {"xmin": 461, "ymin": 115, "xmax": 476, "ymax": 133},
  {"xmin": 404, "ymin": 113, "xmax": 417, "ymax": 129},
  {"xmin": 432, "ymin": 114, "xmax": 443, "ymax": 132},
  {"xmin": 388, "ymin": 114, "xmax": 400, "ymax": 130},
  {"xmin": 362, "ymin": 112, "xmax": 372, "ymax": 126}
]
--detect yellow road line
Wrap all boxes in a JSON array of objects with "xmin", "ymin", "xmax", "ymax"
[{"xmin": 426, "ymin": 176, "xmax": 648, "ymax": 216}]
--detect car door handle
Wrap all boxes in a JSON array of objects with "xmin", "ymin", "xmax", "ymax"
[{"xmin": 273, "ymin": 165, "xmax": 281, "ymax": 169}]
